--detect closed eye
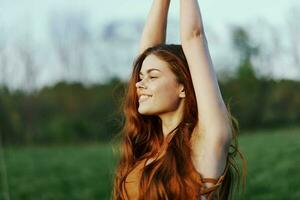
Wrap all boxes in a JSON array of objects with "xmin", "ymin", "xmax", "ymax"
[{"xmin": 138, "ymin": 76, "xmax": 157, "ymax": 81}]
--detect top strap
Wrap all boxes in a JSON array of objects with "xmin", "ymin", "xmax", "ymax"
[{"xmin": 199, "ymin": 163, "xmax": 229, "ymax": 199}]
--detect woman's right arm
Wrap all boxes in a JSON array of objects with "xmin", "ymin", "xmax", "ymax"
[{"xmin": 138, "ymin": 0, "xmax": 171, "ymax": 54}]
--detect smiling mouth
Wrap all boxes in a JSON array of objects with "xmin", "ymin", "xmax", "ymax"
[{"xmin": 139, "ymin": 95, "xmax": 152, "ymax": 102}]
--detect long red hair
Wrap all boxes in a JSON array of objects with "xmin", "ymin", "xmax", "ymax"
[{"xmin": 112, "ymin": 44, "xmax": 246, "ymax": 200}]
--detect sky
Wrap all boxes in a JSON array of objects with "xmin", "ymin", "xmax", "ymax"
[
  {"xmin": 0, "ymin": 0, "xmax": 299, "ymax": 90},
  {"xmin": 1, "ymin": 0, "xmax": 298, "ymax": 40}
]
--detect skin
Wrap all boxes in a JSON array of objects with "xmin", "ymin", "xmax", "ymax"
[
  {"xmin": 137, "ymin": 0, "xmax": 232, "ymax": 197},
  {"xmin": 135, "ymin": 54, "xmax": 186, "ymax": 137},
  {"xmin": 180, "ymin": 0, "xmax": 231, "ymax": 183}
]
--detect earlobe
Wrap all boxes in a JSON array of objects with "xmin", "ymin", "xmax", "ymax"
[{"xmin": 179, "ymin": 92, "xmax": 186, "ymax": 98}]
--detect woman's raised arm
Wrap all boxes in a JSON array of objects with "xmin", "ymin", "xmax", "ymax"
[
  {"xmin": 180, "ymin": 0, "xmax": 232, "ymax": 184},
  {"xmin": 138, "ymin": 0, "xmax": 171, "ymax": 54}
]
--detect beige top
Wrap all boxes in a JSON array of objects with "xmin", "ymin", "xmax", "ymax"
[
  {"xmin": 124, "ymin": 158, "xmax": 147, "ymax": 200},
  {"xmin": 124, "ymin": 138, "xmax": 170, "ymax": 200},
  {"xmin": 123, "ymin": 133, "xmax": 227, "ymax": 200},
  {"xmin": 124, "ymin": 157, "xmax": 227, "ymax": 200}
]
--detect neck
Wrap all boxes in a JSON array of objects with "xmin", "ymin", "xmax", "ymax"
[{"xmin": 158, "ymin": 99, "xmax": 185, "ymax": 139}]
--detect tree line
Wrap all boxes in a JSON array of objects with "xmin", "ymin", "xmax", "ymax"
[
  {"xmin": 0, "ymin": 74, "xmax": 299, "ymax": 145},
  {"xmin": 0, "ymin": 24, "xmax": 300, "ymax": 145}
]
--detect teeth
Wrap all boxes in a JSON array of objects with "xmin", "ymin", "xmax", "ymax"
[{"xmin": 139, "ymin": 95, "xmax": 151, "ymax": 101}]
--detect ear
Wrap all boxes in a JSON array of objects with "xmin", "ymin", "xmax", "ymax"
[{"xmin": 178, "ymin": 84, "xmax": 186, "ymax": 98}]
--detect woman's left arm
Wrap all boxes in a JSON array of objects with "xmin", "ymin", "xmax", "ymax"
[{"xmin": 180, "ymin": 0, "xmax": 232, "ymax": 182}]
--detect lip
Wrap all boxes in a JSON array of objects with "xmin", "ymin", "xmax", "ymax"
[
  {"xmin": 137, "ymin": 91, "xmax": 152, "ymax": 97},
  {"xmin": 138, "ymin": 94, "xmax": 152, "ymax": 103}
]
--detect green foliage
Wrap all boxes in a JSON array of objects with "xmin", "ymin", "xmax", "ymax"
[
  {"xmin": 221, "ymin": 79, "xmax": 300, "ymax": 130},
  {"xmin": 0, "ymin": 144, "xmax": 117, "ymax": 200},
  {"xmin": 0, "ymin": 127, "xmax": 299, "ymax": 199},
  {"xmin": 231, "ymin": 26, "xmax": 259, "ymax": 64},
  {"xmin": 0, "ymin": 79, "xmax": 126, "ymax": 145},
  {"xmin": 236, "ymin": 126, "xmax": 300, "ymax": 199},
  {"xmin": 220, "ymin": 26, "xmax": 300, "ymax": 131},
  {"xmin": 0, "ymin": 26, "xmax": 300, "ymax": 144},
  {"xmin": 0, "ymin": 74, "xmax": 300, "ymax": 144}
]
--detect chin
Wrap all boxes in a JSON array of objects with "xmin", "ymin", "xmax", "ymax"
[
  {"xmin": 138, "ymin": 110, "xmax": 152, "ymax": 115},
  {"xmin": 138, "ymin": 107, "xmax": 157, "ymax": 115}
]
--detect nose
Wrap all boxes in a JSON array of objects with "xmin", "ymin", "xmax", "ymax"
[{"xmin": 135, "ymin": 79, "xmax": 146, "ymax": 89}]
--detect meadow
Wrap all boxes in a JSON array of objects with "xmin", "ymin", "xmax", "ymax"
[{"xmin": 0, "ymin": 126, "xmax": 299, "ymax": 200}]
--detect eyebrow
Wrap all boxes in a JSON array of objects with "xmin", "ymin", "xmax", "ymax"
[{"xmin": 139, "ymin": 68, "xmax": 161, "ymax": 75}]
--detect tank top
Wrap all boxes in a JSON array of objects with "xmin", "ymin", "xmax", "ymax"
[
  {"xmin": 124, "ymin": 137, "xmax": 171, "ymax": 200},
  {"xmin": 122, "ymin": 134, "xmax": 228, "ymax": 200}
]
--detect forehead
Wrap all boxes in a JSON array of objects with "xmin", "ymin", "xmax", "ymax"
[{"xmin": 139, "ymin": 54, "xmax": 171, "ymax": 75}]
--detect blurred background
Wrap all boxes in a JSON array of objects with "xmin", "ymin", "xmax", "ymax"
[{"xmin": 0, "ymin": 0, "xmax": 299, "ymax": 199}]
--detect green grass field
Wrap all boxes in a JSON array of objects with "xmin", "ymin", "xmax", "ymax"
[{"xmin": 0, "ymin": 126, "xmax": 299, "ymax": 200}]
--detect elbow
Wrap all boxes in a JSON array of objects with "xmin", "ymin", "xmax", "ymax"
[
  {"xmin": 189, "ymin": 28, "xmax": 202, "ymax": 39},
  {"xmin": 181, "ymin": 27, "xmax": 205, "ymax": 42}
]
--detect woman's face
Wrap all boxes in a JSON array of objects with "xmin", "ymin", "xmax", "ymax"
[{"xmin": 135, "ymin": 54, "xmax": 185, "ymax": 115}]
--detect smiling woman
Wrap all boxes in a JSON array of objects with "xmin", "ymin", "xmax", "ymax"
[
  {"xmin": 112, "ymin": 0, "xmax": 246, "ymax": 199},
  {"xmin": 136, "ymin": 54, "xmax": 185, "ymax": 118}
]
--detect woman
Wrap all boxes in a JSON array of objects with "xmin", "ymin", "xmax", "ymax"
[{"xmin": 113, "ymin": 0, "xmax": 245, "ymax": 199}]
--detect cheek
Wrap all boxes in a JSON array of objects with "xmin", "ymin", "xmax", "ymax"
[
  {"xmin": 152, "ymin": 81, "xmax": 180, "ymax": 106},
  {"xmin": 138, "ymin": 80, "xmax": 181, "ymax": 115}
]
